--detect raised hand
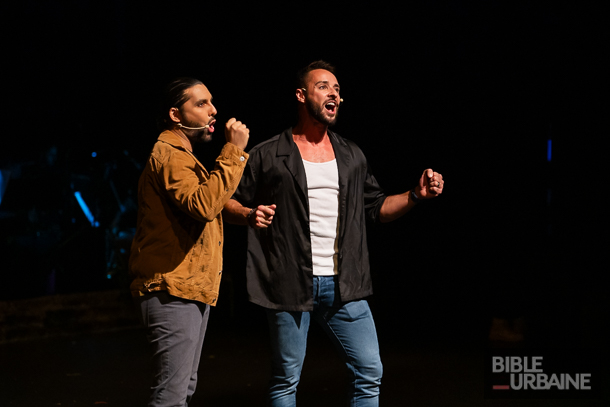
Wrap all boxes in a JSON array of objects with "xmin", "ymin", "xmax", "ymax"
[
  {"xmin": 224, "ymin": 118, "xmax": 250, "ymax": 150},
  {"xmin": 416, "ymin": 168, "xmax": 444, "ymax": 199}
]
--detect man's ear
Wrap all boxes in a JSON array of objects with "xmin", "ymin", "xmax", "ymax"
[
  {"xmin": 169, "ymin": 107, "xmax": 182, "ymax": 124},
  {"xmin": 296, "ymin": 88, "xmax": 306, "ymax": 104}
]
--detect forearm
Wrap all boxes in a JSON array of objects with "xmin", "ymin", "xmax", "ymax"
[
  {"xmin": 378, "ymin": 190, "xmax": 418, "ymax": 223},
  {"xmin": 162, "ymin": 144, "xmax": 248, "ymax": 222},
  {"xmin": 222, "ymin": 198, "xmax": 252, "ymax": 225}
]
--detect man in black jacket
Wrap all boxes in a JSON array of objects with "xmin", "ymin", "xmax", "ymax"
[{"xmin": 223, "ymin": 60, "xmax": 444, "ymax": 406}]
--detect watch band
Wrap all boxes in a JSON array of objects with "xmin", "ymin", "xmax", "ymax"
[
  {"xmin": 410, "ymin": 189, "xmax": 421, "ymax": 204},
  {"xmin": 246, "ymin": 207, "xmax": 257, "ymax": 226}
]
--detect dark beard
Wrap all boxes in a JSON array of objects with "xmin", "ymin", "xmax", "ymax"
[
  {"xmin": 182, "ymin": 120, "xmax": 212, "ymax": 144},
  {"xmin": 305, "ymin": 98, "xmax": 338, "ymax": 127},
  {"xmin": 192, "ymin": 129, "xmax": 212, "ymax": 144}
]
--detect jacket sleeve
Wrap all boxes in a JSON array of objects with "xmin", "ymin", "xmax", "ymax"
[
  {"xmin": 231, "ymin": 147, "xmax": 259, "ymax": 207},
  {"xmin": 363, "ymin": 158, "xmax": 387, "ymax": 223},
  {"xmin": 159, "ymin": 143, "xmax": 249, "ymax": 222}
]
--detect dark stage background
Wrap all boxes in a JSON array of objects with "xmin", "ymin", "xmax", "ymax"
[{"xmin": 1, "ymin": 1, "xmax": 606, "ymax": 349}]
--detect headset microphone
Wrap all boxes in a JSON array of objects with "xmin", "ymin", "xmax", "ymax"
[
  {"xmin": 178, "ymin": 123, "xmax": 210, "ymax": 130},
  {"xmin": 340, "ymin": 98, "xmax": 344, "ymax": 102}
]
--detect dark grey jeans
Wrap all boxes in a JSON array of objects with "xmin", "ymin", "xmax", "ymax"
[{"xmin": 136, "ymin": 291, "xmax": 210, "ymax": 407}]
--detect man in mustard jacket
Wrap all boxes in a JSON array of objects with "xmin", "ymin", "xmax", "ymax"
[{"xmin": 129, "ymin": 77, "xmax": 249, "ymax": 406}]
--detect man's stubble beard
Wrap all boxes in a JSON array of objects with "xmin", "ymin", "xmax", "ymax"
[
  {"xmin": 305, "ymin": 98, "xmax": 338, "ymax": 127},
  {"xmin": 194, "ymin": 129, "xmax": 212, "ymax": 144},
  {"xmin": 182, "ymin": 120, "xmax": 212, "ymax": 144}
]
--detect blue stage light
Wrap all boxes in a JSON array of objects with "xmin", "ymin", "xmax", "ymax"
[
  {"xmin": 74, "ymin": 191, "xmax": 99, "ymax": 227},
  {"xmin": 547, "ymin": 139, "xmax": 552, "ymax": 162},
  {"xmin": 0, "ymin": 170, "xmax": 5, "ymax": 206}
]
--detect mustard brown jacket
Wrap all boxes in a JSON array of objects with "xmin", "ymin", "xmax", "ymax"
[{"xmin": 129, "ymin": 130, "xmax": 248, "ymax": 306}]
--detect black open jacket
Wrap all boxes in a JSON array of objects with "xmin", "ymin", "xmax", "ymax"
[{"xmin": 232, "ymin": 128, "xmax": 387, "ymax": 311}]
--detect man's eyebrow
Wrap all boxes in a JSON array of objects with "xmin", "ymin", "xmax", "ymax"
[
  {"xmin": 314, "ymin": 81, "xmax": 340, "ymax": 88},
  {"xmin": 195, "ymin": 98, "xmax": 212, "ymax": 104}
]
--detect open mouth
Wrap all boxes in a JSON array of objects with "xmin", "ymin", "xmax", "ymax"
[
  {"xmin": 207, "ymin": 119, "xmax": 216, "ymax": 132},
  {"xmin": 324, "ymin": 101, "xmax": 337, "ymax": 114}
]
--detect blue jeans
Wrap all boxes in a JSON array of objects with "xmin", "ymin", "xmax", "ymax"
[
  {"xmin": 266, "ymin": 276, "xmax": 382, "ymax": 407},
  {"xmin": 136, "ymin": 291, "xmax": 210, "ymax": 407}
]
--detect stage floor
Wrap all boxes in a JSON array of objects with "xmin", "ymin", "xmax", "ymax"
[{"xmin": 1, "ymin": 322, "xmax": 607, "ymax": 407}]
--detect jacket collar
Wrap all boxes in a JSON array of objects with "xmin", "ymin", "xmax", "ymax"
[
  {"xmin": 278, "ymin": 128, "xmax": 307, "ymax": 203},
  {"xmin": 158, "ymin": 130, "xmax": 190, "ymax": 151},
  {"xmin": 276, "ymin": 127, "xmax": 348, "ymax": 156},
  {"xmin": 277, "ymin": 128, "xmax": 296, "ymax": 156},
  {"xmin": 157, "ymin": 130, "xmax": 206, "ymax": 172},
  {"xmin": 277, "ymin": 127, "xmax": 351, "ymax": 231}
]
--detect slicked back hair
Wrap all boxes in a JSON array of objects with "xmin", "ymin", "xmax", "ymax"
[{"xmin": 157, "ymin": 77, "xmax": 204, "ymax": 131}]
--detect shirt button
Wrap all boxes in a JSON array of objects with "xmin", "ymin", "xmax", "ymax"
[
  {"xmin": 240, "ymin": 156, "xmax": 245, "ymax": 161},
  {"xmin": 218, "ymin": 241, "xmax": 221, "ymax": 246}
]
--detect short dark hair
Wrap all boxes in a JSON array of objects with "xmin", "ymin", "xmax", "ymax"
[
  {"xmin": 295, "ymin": 60, "xmax": 336, "ymax": 90},
  {"xmin": 157, "ymin": 77, "xmax": 204, "ymax": 131}
]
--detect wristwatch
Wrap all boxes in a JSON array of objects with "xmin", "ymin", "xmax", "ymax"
[
  {"xmin": 246, "ymin": 207, "xmax": 257, "ymax": 226},
  {"xmin": 410, "ymin": 189, "xmax": 421, "ymax": 204}
]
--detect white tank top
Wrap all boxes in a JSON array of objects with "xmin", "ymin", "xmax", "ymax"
[{"xmin": 302, "ymin": 159, "xmax": 340, "ymax": 276}]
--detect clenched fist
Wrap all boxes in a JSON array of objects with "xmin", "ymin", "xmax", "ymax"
[
  {"xmin": 248, "ymin": 204, "xmax": 277, "ymax": 229},
  {"xmin": 224, "ymin": 118, "xmax": 249, "ymax": 150},
  {"xmin": 416, "ymin": 168, "xmax": 444, "ymax": 198}
]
